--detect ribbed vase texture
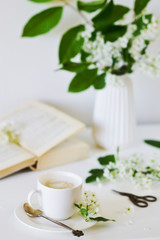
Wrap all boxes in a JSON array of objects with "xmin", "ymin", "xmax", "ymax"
[{"xmin": 92, "ymin": 75, "xmax": 136, "ymax": 150}]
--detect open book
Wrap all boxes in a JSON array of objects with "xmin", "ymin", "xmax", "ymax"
[{"xmin": 0, "ymin": 101, "xmax": 89, "ymax": 179}]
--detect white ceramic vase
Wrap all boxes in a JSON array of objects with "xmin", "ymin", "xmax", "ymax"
[{"xmin": 92, "ymin": 75, "xmax": 136, "ymax": 150}]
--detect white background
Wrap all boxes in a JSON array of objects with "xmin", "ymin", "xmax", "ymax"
[{"xmin": 0, "ymin": 0, "xmax": 160, "ymax": 125}]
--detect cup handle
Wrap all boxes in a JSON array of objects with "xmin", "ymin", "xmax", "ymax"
[{"xmin": 27, "ymin": 190, "xmax": 42, "ymax": 209}]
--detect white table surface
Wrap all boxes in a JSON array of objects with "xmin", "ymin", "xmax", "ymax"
[{"xmin": 0, "ymin": 124, "xmax": 160, "ymax": 240}]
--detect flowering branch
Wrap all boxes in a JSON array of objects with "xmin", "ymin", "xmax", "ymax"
[
  {"xmin": 74, "ymin": 191, "xmax": 115, "ymax": 222},
  {"xmin": 86, "ymin": 149, "xmax": 160, "ymax": 188},
  {"xmin": 22, "ymin": 0, "xmax": 160, "ymax": 92}
]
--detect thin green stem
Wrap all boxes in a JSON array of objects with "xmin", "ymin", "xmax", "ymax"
[{"xmin": 59, "ymin": 0, "xmax": 93, "ymax": 27}]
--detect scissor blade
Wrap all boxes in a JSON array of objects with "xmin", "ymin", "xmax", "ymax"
[
  {"xmin": 112, "ymin": 189, "xmax": 120, "ymax": 194},
  {"xmin": 112, "ymin": 189, "xmax": 129, "ymax": 196}
]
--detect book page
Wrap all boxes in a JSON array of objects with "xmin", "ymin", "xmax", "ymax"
[
  {"xmin": 0, "ymin": 101, "xmax": 85, "ymax": 156},
  {"xmin": 0, "ymin": 142, "xmax": 34, "ymax": 171}
]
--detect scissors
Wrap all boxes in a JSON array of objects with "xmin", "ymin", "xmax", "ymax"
[{"xmin": 112, "ymin": 189, "xmax": 157, "ymax": 208}]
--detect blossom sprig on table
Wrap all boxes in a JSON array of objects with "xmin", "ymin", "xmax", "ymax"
[
  {"xmin": 86, "ymin": 149, "xmax": 160, "ymax": 188},
  {"xmin": 0, "ymin": 122, "xmax": 19, "ymax": 145},
  {"xmin": 74, "ymin": 191, "xmax": 115, "ymax": 222}
]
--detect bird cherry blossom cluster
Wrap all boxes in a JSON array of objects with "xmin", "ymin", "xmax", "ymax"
[
  {"xmin": 86, "ymin": 151, "xmax": 160, "ymax": 189},
  {"xmin": 74, "ymin": 191, "xmax": 100, "ymax": 221},
  {"xmin": 74, "ymin": 191, "xmax": 115, "ymax": 222},
  {"xmin": 81, "ymin": 13, "xmax": 160, "ymax": 77},
  {"xmin": 0, "ymin": 122, "xmax": 19, "ymax": 145},
  {"xmin": 103, "ymin": 153, "xmax": 160, "ymax": 188}
]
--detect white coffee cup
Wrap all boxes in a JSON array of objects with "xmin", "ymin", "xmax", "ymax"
[{"xmin": 28, "ymin": 171, "xmax": 82, "ymax": 220}]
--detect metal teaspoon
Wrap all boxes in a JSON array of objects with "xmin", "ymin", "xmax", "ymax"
[{"xmin": 23, "ymin": 203, "xmax": 84, "ymax": 237}]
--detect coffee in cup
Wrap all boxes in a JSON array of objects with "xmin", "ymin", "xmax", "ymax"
[{"xmin": 44, "ymin": 180, "xmax": 75, "ymax": 189}]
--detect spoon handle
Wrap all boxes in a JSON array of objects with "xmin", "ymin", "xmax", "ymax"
[
  {"xmin": 41, "ymin": 215, "xmax": 84, "ymax": 237},
  {"xmin": 41, "ymin": 214, "xmax": 74, "ymax": 231}
]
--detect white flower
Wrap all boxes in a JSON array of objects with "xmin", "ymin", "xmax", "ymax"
[
  {"xmin": 142, "ymin": 16, "xmax": 159, "ymax": 40},
  {"xmin": 123, "ymin": 205, "xmax": 135, "ymax": 215},
  {"xmin": 101, "ymin": 152, "xmax": 160, "ymax": 188},
  {"xmin": 0, "ymin": 122, "xmax": 19, "ymax": 145},
  {"xmin": 115, "ymin": 36, "xmax": 128, "ymax": 48},
  {"xmin": 134, "ymin": 53, "xmax": 160, "ymax": 76},
  {"xmin": 129, "ymin": 36, "xmax": 146, "ymax": 60},
  {"xmin": 132, "ymin": 173, "xmax": 152, "ymax": 188},
  {"xmin": 75, "ymin": 191, "xmax": 100, "ymax": 221},
  {"xmin": 80, "ymin": 12, "xmax": 160, "ymax": 77}
]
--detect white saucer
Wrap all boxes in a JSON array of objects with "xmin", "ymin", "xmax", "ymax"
[{"xmin": 14, "ymin": 204, "xmax": 96, "ymax": 233}]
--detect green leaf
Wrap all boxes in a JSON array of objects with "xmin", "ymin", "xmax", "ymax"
[
  {"xmin": 134, "ymin": 0, "xmax": 150, "ymax": 15},
  {"xmin": 61, "ymin": 62, "xmax": 89, "ymax": 72},
  {"xmin": 68, "ymin": 68, "xmax": 97, "ymax": 92},
  {"xmin": 89, "ymin": 168, "xmax": 104, "ymax": 176},
  {"xmin": 144, "ymin": 140, "xmax": 160, "ymax": 149},
  {"xmin": 85, "ymin": 175, "xmax": 97, "ymax": 183},
  {"xmin": 59, "ymin": 25, "xmax": 85, "ymax": 64},
  {"xmin": 89, "ymin": 31, "xmax": 97, "ymax": 41},
  {"xmin": 89, "ymin": 217, "xmax": 116, "ymax": 222},
  {"xmin": 132, "ymin": 169, "xmax": 138, "ymax": 177},
  {"xmin": 98, "ymin": 155, "xmax": 116, "ymax": 166},
  {"xmin": 74, "ymin": 203, "xmax": 81, "ymax": 209},
  {"xmin": 29, "ymin": 0, "xmax": 53, "ymax": 3},
  {"xmin": 93, "ymin": 73, "xmax": 106, "ymax": 89},
  {"xmin": 22, "ymin": 7, "xmax": 63, "ymax": 37},
  {"xmin": 77, "ymin": 0, "xmax": 107, "ymax": 13},
  {"xmin": 81, "ymin": 50, "xmax": 91, "ymax": 62},
  {"xmin": 141, "ymin": 40, "xmax": 150, "ymax": 55},
  {"xmin": 133, "ymin": 14, "xmax": 152, "ymax": 37},
  {"xmin": 80, "ymin": 208, "xmax": 88, "ymax": 217},
  {"xmin": 103, "ymin": 25, "xmax": 127, "ymax": 42},
  {"xmin": 92, "ymin": 0, "xmax": 130, "ymax": 31}
]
